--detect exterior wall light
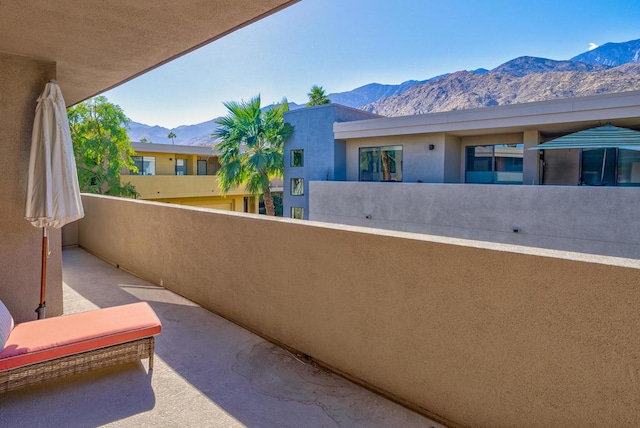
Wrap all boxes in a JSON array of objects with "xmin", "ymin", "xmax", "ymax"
[{"xmin": 428, "ymin": 144, "xmax": 435, "ymax": 150}]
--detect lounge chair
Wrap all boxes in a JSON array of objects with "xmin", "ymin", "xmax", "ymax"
[{"xmin": 0, "ymin": 302, "xmax": 162, "ymax": 393}]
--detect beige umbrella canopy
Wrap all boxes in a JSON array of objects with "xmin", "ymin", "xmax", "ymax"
[{"xmin": 24, "ymin": 80, "xmax": 84, "ymax": 319}]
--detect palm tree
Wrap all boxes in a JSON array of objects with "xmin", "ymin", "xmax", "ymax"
[
  {"xmin": 306, "ymin": 85, "xmax": 331, "ymax": 106},
  {"xmin": 167, "ymin": 131, "xmax": 177, "ymax": 145},
  {"xmin": 213, "ymin": 95, "xmax": 293, "ymax": 216}
]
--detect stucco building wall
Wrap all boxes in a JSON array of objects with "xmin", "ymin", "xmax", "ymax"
[
  {"xmin": 0, "ymin": 53, "xmax": 62, "ymax": 322},
  {"xmin": 283, "ymin": 105, "xmax": 378, "ymax": 219},
  {"xmin": 309, "ymin": 181, "xmax": 640, "ymax": 259}
]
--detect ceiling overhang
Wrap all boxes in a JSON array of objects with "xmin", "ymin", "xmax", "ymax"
[{"xmin": 0, "ymin": 0, "xmax": 299, "ymax": 105}]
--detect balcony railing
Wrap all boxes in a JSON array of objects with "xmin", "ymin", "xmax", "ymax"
[
  {"xmin": 2, "ymin": 246, "xmax": 437, "ymax": 427},
  {"xmin": 72, "ymin": 193, "xmax": 640, "ymax": 427},
  {"xmin": 122, "ymin": 175, "xmax": 238, "ymax": 199},
  {"xmin": 122, "ymin": 175, "xmax": 284, "ymax": 199}
]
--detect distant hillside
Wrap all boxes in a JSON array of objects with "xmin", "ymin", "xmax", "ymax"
[
  {"xmin": 129, "ymin": 102, "xmax": 304, "ymax": 146},
  {"xmin": 571, "ymin": 38, "xmax": 640, "ymax": 66},
  {"xmin": 328, "ymin": 80, "xmax": 428, "ymax": 107},
  {"xmin": 127, "ymin": 36, "xmax": 640, "ymax": 144},
  {"xmin": 128, "ymin": 120, "xmax": 219, "ymax": 146},
  {"xmin": 491, "ymin": 56, "xmax": 610, "ymax": 77},
  {"xmin": 362, "ymin": 63, "xmax": 640, "ymax": 117}
]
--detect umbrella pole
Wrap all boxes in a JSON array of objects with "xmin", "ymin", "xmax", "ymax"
[
  {"xmin": 600, "ymin": 149, "xmax": 607, "ymax": 185},
  {"xmin": 36, "ymin": 227, "xmax": 47, "ymax": 319}
]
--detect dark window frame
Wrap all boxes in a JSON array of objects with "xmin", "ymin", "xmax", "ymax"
[
  {"xmin": 358, "ymin": 145, "xmax": 403, "ymax": 182},
  {"xmin": 130, "ymin": 156, "xmax": 156, "ymax": 175},
  {"xmin": 175, "ymin": 158, "xmax": 187, "ymax": 175},
  {"xmin": 291, "ymin": 207, "xmax": 304, "ymax": 219},
  {"xmin": 197, "ymin": 159, "xmax": 207, "ymax": 175},
  {"xmin": 464, "ymin": 144, "xmax": 524, "ymax": 184},
  {"xmin": 290, "ymin": 178, "xmax": 304, "ymax": 196},
  {"xmin": 291, "ymin": 149, "xmax": 304, "ymax": 167}
]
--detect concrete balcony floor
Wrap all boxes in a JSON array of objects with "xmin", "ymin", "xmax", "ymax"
[{"xmin": 1, "ymin": 248, "xmax": 442, "ymax": 427}]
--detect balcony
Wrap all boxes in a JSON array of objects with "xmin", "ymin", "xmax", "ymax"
[
  {"xmin": 2, "ymin": 246, "xmax": 439, "ymax": 427},
  {"xmin": 7, "ymin": 194, "xmax": 640, "ymax": 427}
]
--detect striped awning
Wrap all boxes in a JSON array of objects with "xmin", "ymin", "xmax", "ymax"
[{"xmin": 529, "ymin": 123, "xmax": 640, "ymax": 151}]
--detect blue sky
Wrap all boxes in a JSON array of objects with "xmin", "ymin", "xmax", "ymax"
[{"xmin": 103, "ymin": 0, "xmax": 640, "ymax": 129}]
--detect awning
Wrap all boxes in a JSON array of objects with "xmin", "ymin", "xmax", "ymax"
[{"xmin": 528, "ymin": 123, "xmax": 640, "ymax": 151}]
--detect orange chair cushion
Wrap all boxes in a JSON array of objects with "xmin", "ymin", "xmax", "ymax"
[{"xmin": 0, "ymin": 302, "xmax": 161, "ymax": 371}]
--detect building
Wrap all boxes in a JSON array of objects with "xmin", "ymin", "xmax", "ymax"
[
  {"xmin": 284, "ymin": 91, "xmax": 640, "ymax": 258},
  {"xmin": 283, "ymin": 105, "xmax": 379, "ymax": 219},
  {"xmin": 121, "ymin": 142, "xmax": 277, "ymax": 213}
]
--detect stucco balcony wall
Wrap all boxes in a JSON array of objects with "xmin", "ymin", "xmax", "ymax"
[
  {"xmin": 310, "ymin": 182, "xmax": 640, "ymax": 260},
  {"xmin": 77, "ymin": 194, "xmax": 640, "ymax": 427},
  {"xmin": 123, "ymin": 175, "xmax": 247, "ymax": 199}
]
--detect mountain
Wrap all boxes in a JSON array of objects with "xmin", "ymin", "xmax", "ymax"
[
  {"xmin": 327, "ymin": 80, "xmax": 428, "ymax": 107},
  {"xmin": 128, "ymin": 122, "xmax": 172, "ymax": 144},
  {"xmin": 362, "ymin": 63, "xmax": 640, "ymax": 117},
  {"xmin": 127, "ymin": 37, "xmax": 640, "ymax": 144},
  {"xmin": 128, "ymin": 102, "xmax": 305, "ymax": 146},
  {"xmin": 571, "ymin": 38, "xmax": 640, "ymax": 66},
  {"xmin": 491, "ymin": 56, "xmax": 610, "ymax": 77},
  {"xmin": 128, "ymin": 121, "xmax": 218, "ymax": 146}
]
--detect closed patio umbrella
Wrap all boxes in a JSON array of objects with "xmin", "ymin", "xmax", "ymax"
[{"xmin": 24, "ymin": 80, "xmax": 84, "ymax": 319}]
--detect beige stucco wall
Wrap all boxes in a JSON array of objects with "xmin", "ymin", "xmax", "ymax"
[
  {"xmin": 0, "ymin": 53, "xmax": 62, "ymax": 322},
  {"xmin": 78, "ymin": 194, "xmax": 640, "ymax": 427},
  {"xmin": 523, "ymin": 130, "xmax": 541, "ymax": 185},
  {"xmin": 443, "ymin": 134, "xmax": 461, "ymax": 182}
]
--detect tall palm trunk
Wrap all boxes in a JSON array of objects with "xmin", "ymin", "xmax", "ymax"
[{"xmin": 262, "ymin": 188, "xmax": 275, "ymax": 216}]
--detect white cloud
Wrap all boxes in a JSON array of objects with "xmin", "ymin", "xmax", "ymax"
[{"xmin": 588, "ymin": 43, "xmax": 599, "ymax": 51}]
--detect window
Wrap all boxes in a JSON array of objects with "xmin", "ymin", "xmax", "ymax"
[
  {"xmin": 197, "ymin": 159, "xmax": 207, "ymax": 175},
  {"xmin": 131, "ymin": 156, "xmax": 156, "ymax": 175},
  {"xmin": 291, "ymin": 207, "xmax": 304, "ymax": 219},
  {"xmin": 175, "ymin": 158, "xmax": 187, "ymax": 175},
  {"xmin": 291, "ymin": 149, "xmax": 304, "ymax": 167},
  {"xmin": 359, "ymin": 146, "xmax": 403, "ymax": 182},
  {"xmin": 465, "ymin": 144, "xmax": 523, "ymax": 184},
  {"xmin": 291, "ymin": 178, "xmax": 304, "ymax": 195},
  {"xmin": 580, "ymin": 148, "xmax": 640, "ymax": 186},
  {"xmin": 618, "ymin": 149, "xmax": 640, "ymax": 186},
  {"xmin": 581, "ymin": 148, "xmax": 615, "ymax": 186}
]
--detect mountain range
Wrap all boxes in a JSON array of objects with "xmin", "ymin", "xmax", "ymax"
[{"xmin": 128, "ymin": 37, "xmax": 640, "ymax": 146}]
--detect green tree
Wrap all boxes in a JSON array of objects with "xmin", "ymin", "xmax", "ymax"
[
  {"xmin": 167, "ymin": 131, "xmax": 177, "ymax": 145},
  {"xmin": 306, "ymin": 85, "xmax": 331, "ymax": 106},
  {"xmin": 67, "ymin": 96, "xmax": 138, "ymax": 198},
  {"xmin": 213, "ymin": 95, "xmax": 293, "ymax": 216},
  {"xmin": 140, "ymin": 137, "xmax": 150, "ymax": 144}
]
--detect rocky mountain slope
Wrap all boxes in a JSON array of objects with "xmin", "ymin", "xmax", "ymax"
[
  {"xmin": 571, "ymin": 38, "xmax": 640, "ymax": 66},
  {"xmin": 128, "ymin": 37, "xmax": 640, "ymax": 144},
  {"xmin": 328, "ymin": 79, "xmax": 429, "ymax": 107},
  {"xmin": 363, "ymin": 62, "xmax": 640, "ymax": 117}
]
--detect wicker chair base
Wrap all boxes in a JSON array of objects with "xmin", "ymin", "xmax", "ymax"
[{"xmin": 0, "ymin": 336, "xmax": 154, "ymax": 394}]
